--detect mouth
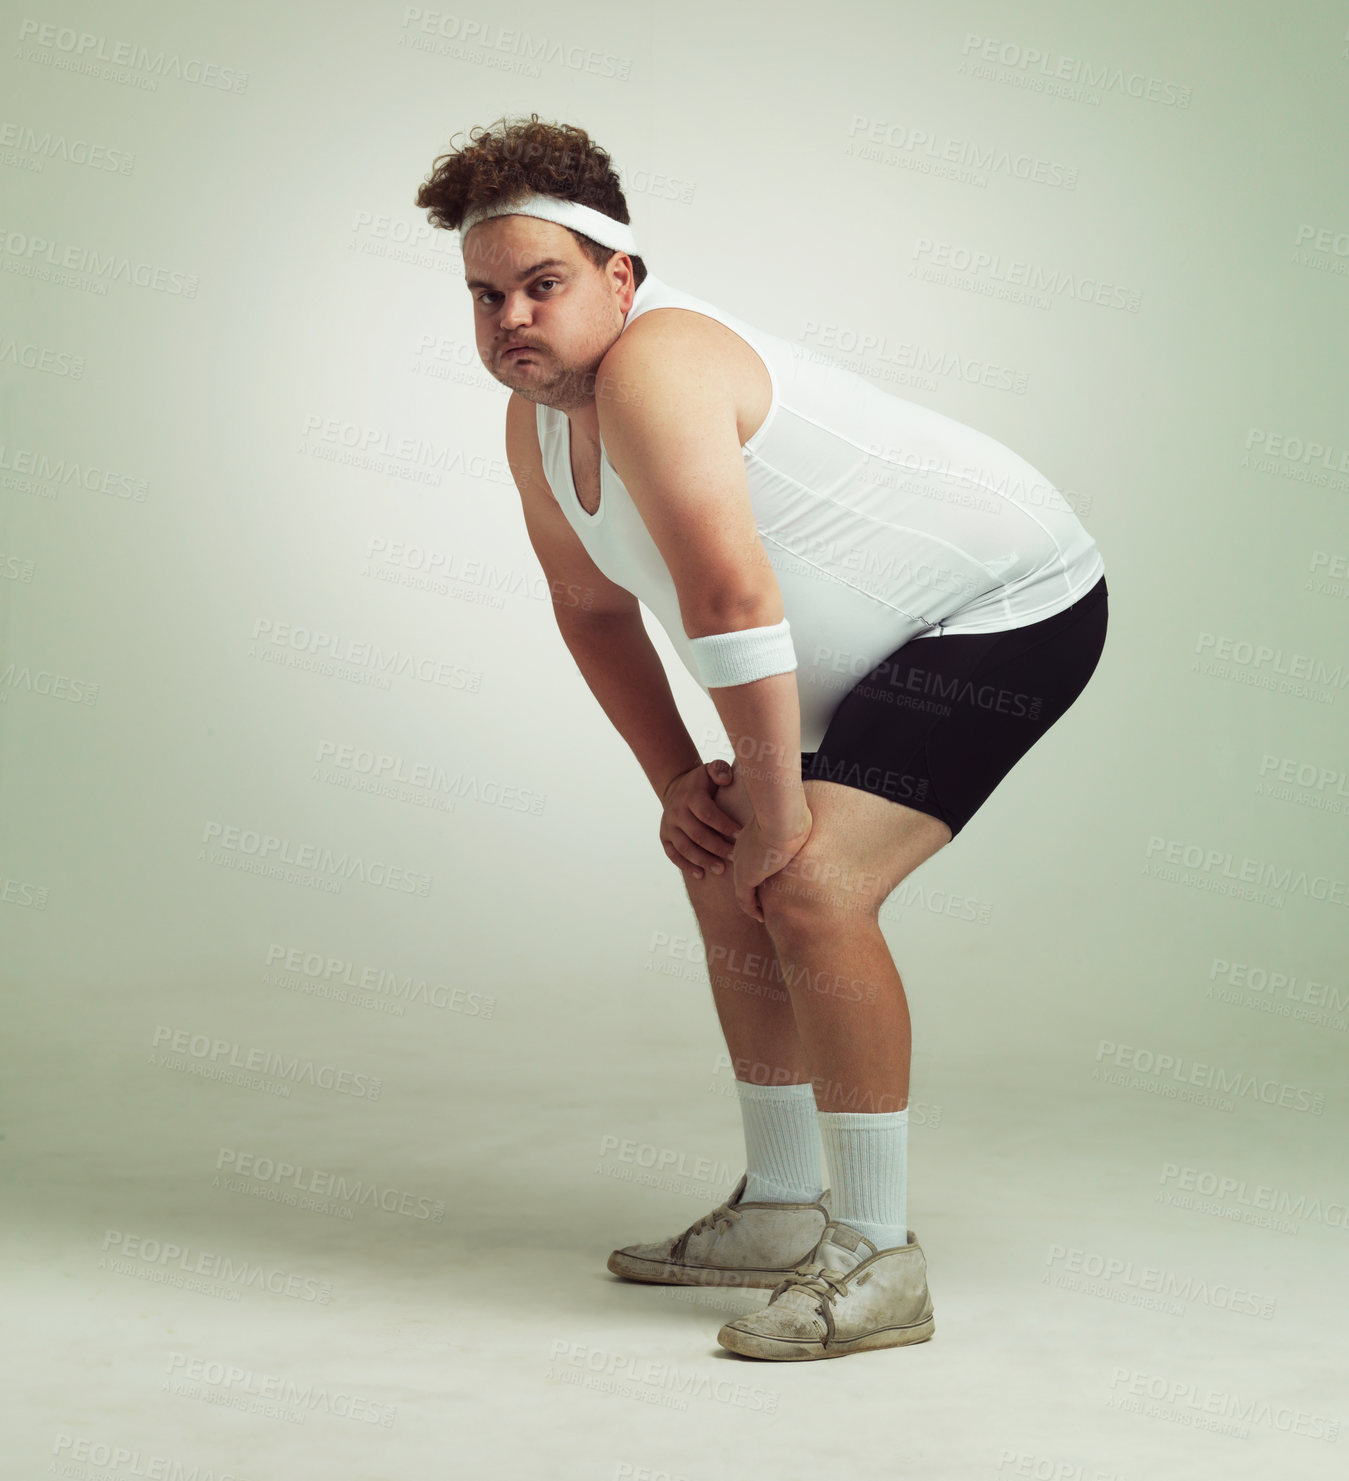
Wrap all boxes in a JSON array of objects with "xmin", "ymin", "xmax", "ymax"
[{"xmin": 502, "ymin": 345, "xmax": 537, "ymax": 359}]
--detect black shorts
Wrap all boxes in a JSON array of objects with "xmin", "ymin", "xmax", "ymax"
[{"xmin": 800, "ymin": 574, "xmax": 1109, "ymax": 838}]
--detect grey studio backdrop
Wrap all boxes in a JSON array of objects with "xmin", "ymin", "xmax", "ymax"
[{"xmin": 3, "ymin": 1, "xmax": 1347, "ymax": 1478}]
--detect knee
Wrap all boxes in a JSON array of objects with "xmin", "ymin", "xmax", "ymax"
[
  {"xmin": 758, "ymin": 838, "xmax": 875, "ymax": 943},
  {"xmin": 759, "ymin": 877, "xmax": 848, "ymax": 945},
  {"xmin": 683, "ymin": 762, "xmax": 761, "ymax": 913}
]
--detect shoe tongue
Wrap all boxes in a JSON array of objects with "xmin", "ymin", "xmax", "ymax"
[
  {"xmin": 772, "ymin": 1223, "xmax": 874, "ymax": 1317},
  {"xmin": 812, "ymin": 1222, "xmax": 874, "ymax": 1275}
]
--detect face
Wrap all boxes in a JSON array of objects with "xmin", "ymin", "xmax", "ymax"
[{"xmin": 463, "ymin": 215, "xmax": 635, "ymax": 412}]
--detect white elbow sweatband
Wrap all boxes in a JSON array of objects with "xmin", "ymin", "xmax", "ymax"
[{"xmin": 688, "ymin": 617, "xmax": 797, "ymax": 689}]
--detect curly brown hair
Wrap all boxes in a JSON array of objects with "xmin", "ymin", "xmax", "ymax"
[{"xmin": 414, "ymin": 113, "xmax": 647, "ymax": 288}]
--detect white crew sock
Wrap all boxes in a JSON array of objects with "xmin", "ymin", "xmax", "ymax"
[
  {"xmin": 733, "ymin": 1079, "xmax": 824, "ymax": 1204},
  {"xmin": 817, "ymin": 1108, "xmax": 909, "ymax": 1250}
]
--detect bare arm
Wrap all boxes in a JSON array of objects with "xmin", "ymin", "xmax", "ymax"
[
  {"xmin": 594, "ymin": 325, "xmax": 809, "ymax": 842},
  {"xmin": 555, "ymin": 613, "xmax": 704, "ymax": 800},
  {"xmin": 505, "ymin": 392, "xmax": 702, "ymax": 800}
]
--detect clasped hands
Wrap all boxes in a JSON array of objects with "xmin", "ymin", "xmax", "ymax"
[{"xmin": 659, "ymin": 759, "xmax": 813, "ymax": 924}]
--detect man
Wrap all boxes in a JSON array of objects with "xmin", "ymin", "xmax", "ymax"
[{"xmin": 416, "ymin": 116, "xmax": 1108, "ymax": 1361}]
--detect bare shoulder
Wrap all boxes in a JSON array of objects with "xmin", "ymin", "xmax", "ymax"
[
  {"xmin": 505, "ymin": 389, "xmax": 541, "ymax": 456},
  {"xmin": 505, "ymin": 387, "xmax": 538, "ymax": 434},
  {"xmin": 599, "ymin": 306, "xmax": 770, "ymax": 443},
  {"xmin": 598, "ymin": 308, "xmax": 746, "ymax": 401},
  {"xmin": 504, "ymin": 391, "xmax": 548, "ymax": 495},
  {"xmin": 603, "ymin": 305, "xmax": 739, "ymax": 367}
]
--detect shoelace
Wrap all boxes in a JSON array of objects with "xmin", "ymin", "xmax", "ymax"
[
  {"xmin": 687, "ymin": 1204, "xmax": 741, "ymax": 1240},
  {"xmin": 770, "ymin": 1265, "xmax": 851, "ymax": 1307},
  {"xmin": 672, "ymin": 1202, "xmax": 741, "ymax": 1261}
]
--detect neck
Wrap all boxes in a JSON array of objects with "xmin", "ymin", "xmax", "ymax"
[{"xmin": 567, "ymin": 404, "xmax": 601, "ymax": 448}]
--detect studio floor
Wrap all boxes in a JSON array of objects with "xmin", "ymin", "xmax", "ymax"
[{"xmin": 8, "ymin": 986, "xmax": 1344, "ymax": 1481}]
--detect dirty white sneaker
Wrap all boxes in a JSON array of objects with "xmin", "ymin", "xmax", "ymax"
[
  {"xmin": 607, "ymin": 1173, "xmax": 833, "ymax": 1289},
  {"xmin": 716, "ymin": 1219, "xmax": 935, "ymax": 1359}
]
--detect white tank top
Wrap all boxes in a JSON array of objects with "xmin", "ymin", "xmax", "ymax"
[{"xmin": 536, "ymin": 272, "xmax": 1106, "ymax": 750}]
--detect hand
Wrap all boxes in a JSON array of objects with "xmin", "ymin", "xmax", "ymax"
[
  {"xmin": 732, "ymin": 809, "xmax": 813, "ymax": 924},
  {"xmin": 659, "ymin": 760, "xmax": 744, "ymax": 881}
]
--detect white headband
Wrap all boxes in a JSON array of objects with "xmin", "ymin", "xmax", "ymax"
[{"xmin": 459, "ymin": 192, "xmax": 638, "ymax": 256}]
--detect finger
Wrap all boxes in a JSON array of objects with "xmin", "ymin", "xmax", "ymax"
[
  {"xmin": 663, "ymin": 839, "xmax": 704, "ymax": 879},
  {"xmin": 681, "ymin": 811, "xmax": 739, "ymax": 859},
  {"xmin": 707, "ymin": 803, "xmax": 745, "ymax": 839},
  {"xmin": 692, "ymin": 773, "xmax": 746, "ymax": 836},
  {"xmin": 663, "ymin": 836, "xmax": 702, "ymax": 875},
  {"xmin": 673, "ymin": 829, "xmax": 730, "ymax": 875},
  {"xmin": 685, "ymin": 795, "xmax": 743, "ymax": 847}
]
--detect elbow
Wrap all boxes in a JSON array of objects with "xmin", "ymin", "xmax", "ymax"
[
  {"xmin": 683, "ymin": 590, "xmax": 781, "ymax": 642},
  {"xmin": 687, "ymin": 601, "xmax": 781, "ymax": 642}
]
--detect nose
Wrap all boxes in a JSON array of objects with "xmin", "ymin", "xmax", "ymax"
[{"xmin": 496, "ymin": 289, "xmax": 533, "ymax": 333}]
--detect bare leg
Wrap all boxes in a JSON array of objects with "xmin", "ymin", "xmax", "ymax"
[
  {"xmin": 768, "ymin": 915, "xmax": 913, "ymax": 1113},
  {"xmin": 682, "ymin": 768, "xmax": 811, "ymax": 1086},
  {"xmin": 686, "ymin": 871, "xmax": 813, "ymax": 1085},
  {"xmin": 756, "ymin": 780, "xmax": 953, "ymax": 1114}
]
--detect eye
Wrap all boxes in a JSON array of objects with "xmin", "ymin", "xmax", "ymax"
[{"xmin": 475, "ymin": 278, "xmax": 561, "ymax": 306}]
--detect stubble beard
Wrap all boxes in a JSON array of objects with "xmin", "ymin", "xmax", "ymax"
[{"xmin": 498, "ymin": 350, "xmax": 604, "ymax": 412}]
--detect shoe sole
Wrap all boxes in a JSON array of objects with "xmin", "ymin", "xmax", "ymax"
[
  {"xmin": 606, "ymin": 1250, "xmax": 805, "ymax": 1288},
  {"xmin": 715, "ymin": 1314, "xmax": 935, "ymax": 1359}
]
